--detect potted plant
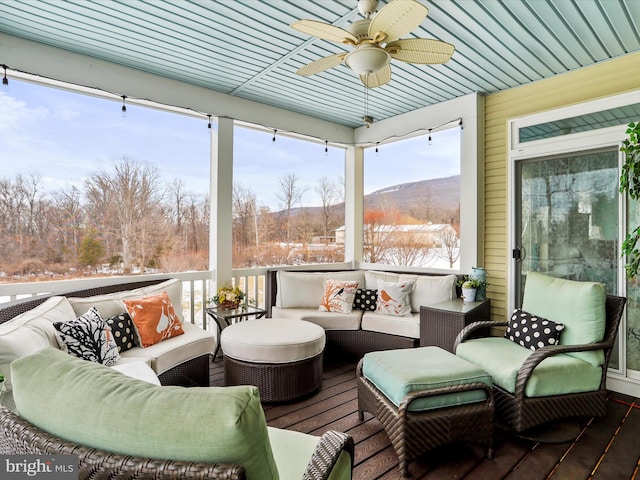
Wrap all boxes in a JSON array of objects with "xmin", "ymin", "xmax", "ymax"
[
  {"xmin": 458, "ymin": 278, "xmax": 483, "ymax": 303},
  {"xmin": 0, "ymin": 373, "xmax": 5, "ymax": 397},
  {"xmin": 620, "ymin": 121, "xmax": 640, "ymax": 278},
  {"xmin": 209, "ymin": 285, "xmax": 246, "ymax": 310}
]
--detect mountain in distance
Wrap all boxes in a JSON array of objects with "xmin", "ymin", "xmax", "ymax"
[
  {"xmin": 365, "ymin": 175, "xmax": 460, "ymax": 213},
  {"xmin": 282, "ymin": 175, "xmax": 460, "ymax": 220}
]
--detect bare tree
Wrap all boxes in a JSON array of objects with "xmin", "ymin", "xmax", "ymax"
[
  {"xmin": 84, "ymin": 158, "xmax": 163, "ymax": 273},
  {"xmin": 277, "ymin": 173, "xmax": 307, "ymax": 245},
  {"xmin": 315, "ymin": 176, "xmax": 338, "ymax": 238},
  {"xmin": 439, "ymin": 228, "xmax": 460, "ymax": 268},
  {"xmin": 232, "ymin": 182, "xmax": 257, "ymax": 250},
  {"xmin": 50, "ymin": 186, "xmax": 84, "ymax": 262}
]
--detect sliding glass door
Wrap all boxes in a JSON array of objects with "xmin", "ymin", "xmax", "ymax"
[{"xmin": 514, "ymin": 149, "xmax": 620, "ymax": 361}]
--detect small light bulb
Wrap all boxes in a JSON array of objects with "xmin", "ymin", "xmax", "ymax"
[{"xmin": 1, "ymin": 65, "xmax": 9, "ymax": 92}]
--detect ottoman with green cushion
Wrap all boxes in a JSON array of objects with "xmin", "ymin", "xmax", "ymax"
[{"xmin": 357, "ymin": 346, "xmax": 494, "ymax": 477}]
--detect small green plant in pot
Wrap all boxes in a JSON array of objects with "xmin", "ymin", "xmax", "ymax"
[
  {"xmin": 620, "ymin": 121, "xmax": 640, "ymax": 278},
  {"xmin": 458, "ymin": 278, "xmax": 483, "ymax": 303}
]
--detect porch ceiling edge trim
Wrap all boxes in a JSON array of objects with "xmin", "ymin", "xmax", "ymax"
[{"xmin": 0, "ymin": 32, "xmax": 355, "ymax": 145}]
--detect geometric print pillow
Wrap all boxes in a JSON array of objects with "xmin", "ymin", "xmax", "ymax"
[
  {"xmin": 54, "ymin": 306, "xmax": 120, "ymax": 366},
  {"xmin": 505, "ymin": 308, "xmax": 565, "ymax": 351},
  {"xmin": 352, "ymin": 288, "xmax": 378, "ymax": 311},
  {"xmin": 105, "ymin": 312, "xmax": 138, "ymax": 353},
  {"xmin": 318, "ymin": 279, "xmax": 360, "ymax": 314}
]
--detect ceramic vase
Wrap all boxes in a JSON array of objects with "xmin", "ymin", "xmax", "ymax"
[{"xmin": 469, "ymin": 267, "xmax": 487, "ymax": 301}]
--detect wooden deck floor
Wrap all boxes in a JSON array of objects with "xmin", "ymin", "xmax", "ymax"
[{"xmin": 210, "ymin": 357, "xmax": 640, "ymax": 480}]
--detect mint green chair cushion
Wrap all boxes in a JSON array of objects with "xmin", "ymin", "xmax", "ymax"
[
  {"xmin": 362, "ymin": 346, "xmax": 492, "ymax": 412},
  {"xmin": 522, "ymin": 272, "xmax": 606, "ymax": 366},
  {"xmin": 268, "ymin": 427, "xmax": 352, "ymax": 480},
  {"xmin": 11, "ymin": 348, "xmax": 279, "ymax": 480},
  {"xmin": 456, "ymin": 337, "xmax": 602, "ymax": 397}
]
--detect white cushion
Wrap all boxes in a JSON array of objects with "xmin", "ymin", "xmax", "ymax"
[
  {"xmin": 118, "ymin": 321, "xmax": 215, "ymax": 375},
  {"xmin": 365, "ymin": 271, "xmax": 456, "ymax": 312},
  {"xmin": 68, "ymin": 293, "xmax": 127, "ymax": 319},
  {"xmin": 276, "ymin": 271, "xmax": 324, "ymax": 308},
  {"xmin": 271, "ymin": 306, "xmax": 362, "ymax": 330},
  {"xmin": 111, "ymin": 361, "xmax": 161, "ymax": 385},
  {"xmin": 0, "ymin": 296, "xmax": 75, "ymax": 403},
  {"xmin": 411, "ymin": 274, "xmax": 457, "ymax": 312},
  {"xmin": 221, "ymin": 319, "xmax": 325, "ymax": 364},
  {"xmin": 69, "ymin": 278, "xmax": 185, "ymax": 322},
  {"xmin": 361, "ymin": 311, "xmax": 420, "ymax": 339},
  {"xmin": 275, "ymin": 271, "xmax": 364, "ymax": 309}
]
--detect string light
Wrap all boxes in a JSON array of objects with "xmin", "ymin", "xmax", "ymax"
[
  {"xmin": 324, "ymin": 140, "xmax": 328, "ymax": 156},
  {"xmin": 207, "ymin": 114, "xmax": 212, "ymax": 129},
  {"xmin": 272, "ymin": 129, "xmax": 277, "ymax": 142},
  {"xmin": 428, "ymin": 128, "xmax": 432, "ymax": 146},
  {"xmin": 1, "ymin": 65, "xmax": 8, "ymax": 91},
  {"xmin": 121, "ymin": 95, "xmax": 127, "ymax": 117},
  {"xmin": 375, "ymin": 142, "xmax": 380, "ymax": 156},
  {"xmin": 459, "ymin": 119, "xmax": 464, "ymax": 130}
]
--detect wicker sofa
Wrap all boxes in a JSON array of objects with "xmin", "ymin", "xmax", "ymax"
[
  {"xmin": 0, "ymin": 277, "xmax": 215, "ymax": 411},
  {"xmin": 0, "ymin": 347, "xmax": 353, "ymax": 480},
  {"xmin": 265, "ymin": 269, "xmax": 461, "ymax": 359}
]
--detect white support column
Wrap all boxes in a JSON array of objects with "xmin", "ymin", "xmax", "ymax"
[
  {"xmin": 209, "ymin": 117, "xmax": 234, "ymax": 288},
  {"xmin": 344, "ymin": 146, "xmax": 364, "ymax": 265}
]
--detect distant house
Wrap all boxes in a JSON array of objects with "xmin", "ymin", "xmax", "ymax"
[{"xmin": 335, "ymin": 223, "xmax": 457, "ymax": 248}]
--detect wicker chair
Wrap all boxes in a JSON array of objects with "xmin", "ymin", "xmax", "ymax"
[
  {"xmin": 454, "ymin": 294, "xmax": 626, "ymax": 433},
  {"xmin": 0, "ymin": 405, "xmax": 353, "ymax": 480}
]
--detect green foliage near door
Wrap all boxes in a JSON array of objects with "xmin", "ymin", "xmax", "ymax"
[{"xmin": 620, "ymin": 122, "xmax": 640, "ymax": 278}]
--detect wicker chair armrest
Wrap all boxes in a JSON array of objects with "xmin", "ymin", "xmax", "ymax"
[
  {"xmin": 453, "ymin": 321, "xmax": 508, "ymax": 350},
  {"xmin": 398, "ymin": 382, "xmax": 494, "ymax": 418},
  {"xmin": 513, "ymin": 341, "xmax": 610, "ymax": 400},
  {"xmin": 302, "ymin": 430, "xmax": 354, "ymax": 480},
  {"xmin": 0, "ymin": 406, "xmax": 245, "ymax": 479}
]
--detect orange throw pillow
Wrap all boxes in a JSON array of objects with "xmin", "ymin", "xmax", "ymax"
[{"xmin": 124, "ymin": 291, "xmax": 184, "ymax": 347}]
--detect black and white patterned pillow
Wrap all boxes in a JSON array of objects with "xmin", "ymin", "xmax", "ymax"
[
  {"xmin": 54, "ymin": 306, "xmax": 120, "ymax": 366},
  {"xmin": 505, "ymin": 308, "xmax": 565, "ymax": 351},
  {"xmin": 105, "ymin": 312, "xmax": 138, "ymax": 353},
  {"xmin": 352, "ymin": 289, "xmax": 378, "ymax": 311}
]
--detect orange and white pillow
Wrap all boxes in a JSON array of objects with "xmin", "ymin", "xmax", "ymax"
[
  {"xmin": 318, "ymin": 279, "xmax": 359, "ymax": 314},
  {"xmin": 376, "ymin": 280, "xmax": 415, "ymax": 317},
  {"xmin": 124, "ymin": 291, "xmax": 184, "ymax": 347}
]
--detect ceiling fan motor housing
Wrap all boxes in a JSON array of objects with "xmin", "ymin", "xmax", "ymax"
[{"xmin": 358, "ymin": 0, "xmax": 378, "ymax": 18}]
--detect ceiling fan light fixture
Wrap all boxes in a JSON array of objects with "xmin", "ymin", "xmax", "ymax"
[{"xmin": 345, "ymin": 46, "xmax": 390, "ymax": 75}]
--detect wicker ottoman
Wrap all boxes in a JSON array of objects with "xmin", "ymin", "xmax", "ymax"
[
  {"xmin": 357, "ymin": 346, "xmax": 494, "ymax": 477},
  {"xmin": 220, "ymin": 318, "xmax": 325, "ymax": 402}
]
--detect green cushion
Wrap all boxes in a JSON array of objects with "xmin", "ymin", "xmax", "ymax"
[
  {"xmin": 456, "ymin": 337, "xmax": 602, "ymax": 396},
  {"xmin": 268, "ymin": 427, "xmax": 352, "ymax": 480},
  {"xmin": 362, "ymin": 346, "xmax": 492, "ymax": 412},
  {"xmin": 522, "ymin": 272, "xmax": 606, "ymax": 366},
  {"xmin": 11, "ymin": 348, "xmax": 279, "ymax": 480}
]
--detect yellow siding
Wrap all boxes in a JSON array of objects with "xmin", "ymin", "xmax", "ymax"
[{"xmin": 484, "ymin": 51, "xmax": 640, "ymax": 320}]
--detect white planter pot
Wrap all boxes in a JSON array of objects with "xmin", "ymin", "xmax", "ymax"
[{"xmin": 462, "ymin": 287, "xmax": 477, "ymax": 303}]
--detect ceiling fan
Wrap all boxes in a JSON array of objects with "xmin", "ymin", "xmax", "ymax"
[{"xmin": 290, "ymin": 0, "xmax": 455, "ymax": 89}]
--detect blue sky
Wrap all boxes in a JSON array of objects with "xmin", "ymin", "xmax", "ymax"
[{"xmin": 0, "ymin": 79, "xmax": 460, "ymax": 210}]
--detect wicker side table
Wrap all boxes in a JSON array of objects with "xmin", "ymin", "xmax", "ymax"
[{"xmin": 420, "ymin": 299, "xmax": 490, "ymax": 353}]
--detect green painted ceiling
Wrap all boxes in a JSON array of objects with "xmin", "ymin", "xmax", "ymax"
[{"xmin": 0, "ymin": 0, "xmax": 639, "ymax": 127}]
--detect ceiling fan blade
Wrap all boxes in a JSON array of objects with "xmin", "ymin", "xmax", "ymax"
[
  {"xmin": 296, "ymin": 53, "xmax": 346, "ymax": 76},
  {"xmin": 360, "ymin": 65, "xmax": 392, "ymax": 88},
  {"xmin": 386, "ymin": 38, "xmax": 455, "ymax": 64},
  {"xmin": 290, "ymin": 19, "xmax": 357, "ymax": 45},
  {"xmin": 368, "ymin": 0, "xmax": 429, "ymax": 43}
]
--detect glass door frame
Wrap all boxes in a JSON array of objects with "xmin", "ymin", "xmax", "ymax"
[{"xmin": 507, "ymin": 93, "xmax": 639, "ymax": 383}]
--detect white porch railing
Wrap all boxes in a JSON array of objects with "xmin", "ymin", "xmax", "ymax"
[{"xmin": 0, "ymin": 263, "xmax": 355, "ymax": 328}]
